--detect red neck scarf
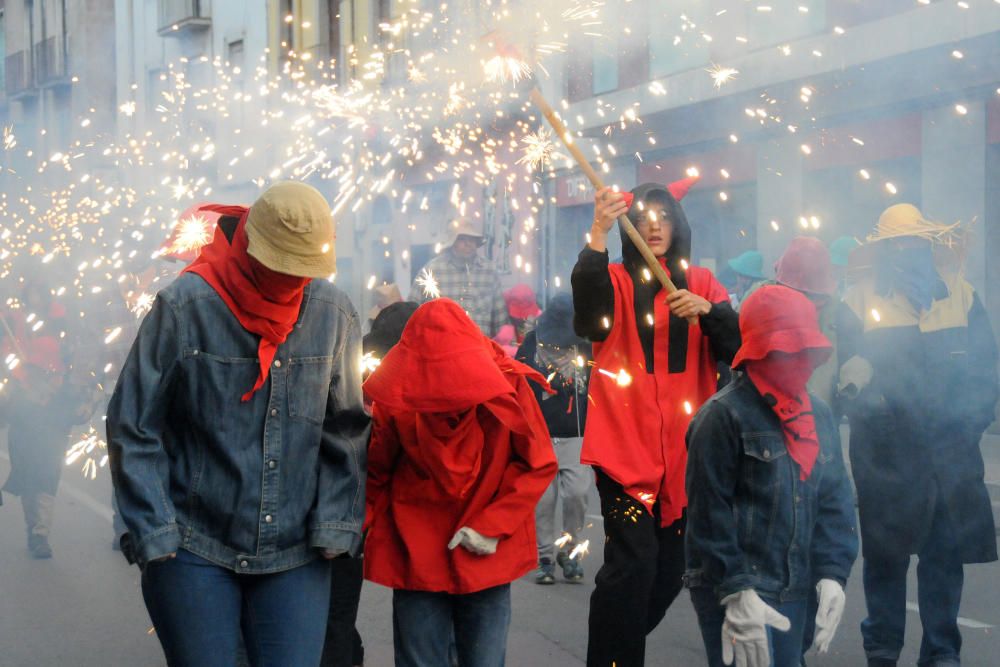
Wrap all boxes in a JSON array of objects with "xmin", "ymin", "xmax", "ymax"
[
  {"xmin": 744, "ymin": 352, "xmax": 820, "ymax": 481},
  {"xmin": 182, "ymin": 205, "xmax": 310, "ymax": 401}
]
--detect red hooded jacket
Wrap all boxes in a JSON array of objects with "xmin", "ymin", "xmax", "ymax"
[{"xmin": 362, "ymin": 299, "xmax": 557, "ymax": 594}]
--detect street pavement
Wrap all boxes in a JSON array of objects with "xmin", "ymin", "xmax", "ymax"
[{"xmin": 2, "ymin": 432, "xmax": 1000, "ymax": 666}]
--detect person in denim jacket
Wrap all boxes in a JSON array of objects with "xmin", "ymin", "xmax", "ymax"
[
  {"xmin": 686, "ymin": 285, "xmax": 858, "ymax": 667},
  {"xmin": 107, "ymin": 182, "xmax": 370, "ymax": 667}
]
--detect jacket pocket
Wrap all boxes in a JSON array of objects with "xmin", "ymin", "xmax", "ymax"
[
  {"xmin": 738, "ymin": 432, "xmax": 788, "ymax": 547},
  {"xmin": 288, "ymin": 356, "xmax": 335, "ymax": 425}
]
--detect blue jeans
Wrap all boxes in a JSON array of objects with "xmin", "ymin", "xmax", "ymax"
[
  {"xmin": 141, "ymin": 549, "xmax": 332, "ymax": 667},
  {"xmin": 690, "ymin": 587, "xmax": 808, "ymax": 667},
  {"xmin": 393, "ymin": 584, "xmax": 511, "ymax": 667},
  {"xmin": 861, "ymin": 501, "xmax": 964, "ymax": 666}
]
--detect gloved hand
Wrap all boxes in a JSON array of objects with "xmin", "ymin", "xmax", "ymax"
[
  {"xmin": 720, "ymin": 589, "xmax": 791, "ymax": 667},
  {"xmin": 837, "ymin": 355, "xmax": 874, "ymax": 399},
  {"xmin": 447, "ymin": 527, "xmax": 498, "ymax": 555},
  {"xmin": 812, "ymin": 579, "xmax": 846, "ymax": 653}
]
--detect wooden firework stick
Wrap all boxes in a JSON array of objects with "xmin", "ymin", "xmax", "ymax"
[{"xmin": 528, "ymin": 87, "xmax": 678, "ymax": 294}]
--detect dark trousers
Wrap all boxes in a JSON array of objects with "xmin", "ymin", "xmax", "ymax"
[
  {"xmin": 861, "ymin": 501, "xmax": 964, "ymax": 666},
  {"xmin": 141, "ymin": 549, "xmax": 332, "ymax": 667},
  {"xmin": 320, "ymin": 555, "xmax": 365, "ymax": 667},
  {"xmin": 587, "ymin": 469, "xmax": 686, "ymax": 667},
  {"xmin": 392, "ymin": 584, "xmax": 511, "ymax": 667},
  {"xmin": 690, "ymin": 587, "xmax": 808, "ymax": 667}
]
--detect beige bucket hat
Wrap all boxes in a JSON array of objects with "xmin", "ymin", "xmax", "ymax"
[
  {"xmin": 246, "ymin": 181, "xmax": 337, "ymax": 278},
  {"xmin": 447, "ymin": 219, "xmax": 486, "ymax": 247}
]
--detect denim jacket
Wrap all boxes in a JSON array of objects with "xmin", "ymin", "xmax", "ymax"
[
  {"xmin": 684, "ymin": 372, "xmax": 858, "ymax": 602},
  {"xmin": 107, "ymin": 274, "xmax": 370, "ymax": 572}
]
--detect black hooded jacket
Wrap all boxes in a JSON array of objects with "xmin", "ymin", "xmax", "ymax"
[{"xmin": 571, "ymin": 183, "xmax": 740, "ymax": 374}]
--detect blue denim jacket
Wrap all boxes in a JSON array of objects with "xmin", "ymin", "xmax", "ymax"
[
  {"xmin": 107, "ymin": 274, "xmax": 370, "ymax": 572},
  {"xmin": 684, "ymin": 373, "xmax": 858, "ymax": 602}
]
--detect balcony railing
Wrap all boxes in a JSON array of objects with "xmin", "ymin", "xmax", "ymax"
[
  {"xmin": 34, "ymin": 36, "xmax": 70, "ymax": 87},
  {"xmin": 157, "ymin": 0, "xmax": 211, "ymax": 37},
  {"xmin": 4, "ymin": 50, "xmax": 35, "ymax": 98}
]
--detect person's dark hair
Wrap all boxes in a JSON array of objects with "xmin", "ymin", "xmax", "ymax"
[{"xmin": 363, "ymin": 301, "xmax": 419, "ymax": 358}]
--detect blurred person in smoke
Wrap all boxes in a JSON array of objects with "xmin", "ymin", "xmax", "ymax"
[
  {"xmin": 829, "ymin": 236, "xmax": 862, "ymax": 293},
  {"xmin": 572, "ymin": 178, "xmax": 741, "ymax": 667},
  {"xmin": 495, "ymin": 283, "xmax": 541, "ymax": 356},
  {"xmin": 365, "ymin": 283, "xmax": 403, "ymax": 331},
  {"xmin": 1, "ymin": 280, "xmax": 102, "ymax": 558},
  {"xmin": 515, "ymin": 293, "xmax": 592, "ymax": 584},
  {"xmin": 320, "ymin": 299, "xmax": 417, "ymax": 667},
  {"xmin": 685, "ymin": 285, "xmax": 858, "ymax": 667},
  {"xmin": 747, "ymin": 237, "xmax": 841, "ymax": 411},
  {"xmin": 727, "ymin": 250, "xmax": 768, "ymax": 311},
  {"xmin": 362, "ymin": 298, "xmax": 557, "ymax": 667},
  {"xmin": 837, "ymin": 203, "xmax": 998, "ymax": 667},
  {"xmin": 410, "ymin": 219, "xmax": 507, "ymax": 337},
  {"xmin": 107, "ymin": 182, "xmax": 370, "ymax": 667}
]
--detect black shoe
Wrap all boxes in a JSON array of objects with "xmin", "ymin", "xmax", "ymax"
[
  {"xmin": 535, "ymin": 559, "xmax": 555, "ymax": 585},
  {"xmin": 867, "ymin": 660, "xmax": 896, "ymax": 667},
  {"xmin": 28, "ymin": 535, "xmax": 52, "ymax": 559}
]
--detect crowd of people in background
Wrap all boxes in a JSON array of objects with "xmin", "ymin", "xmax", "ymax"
[{"xmin": 1, "ymin": 175, "xmax": 996, "ymax": 667}]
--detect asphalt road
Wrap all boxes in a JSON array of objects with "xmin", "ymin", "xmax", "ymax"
[{"xmin": 2, "ymin": 436, "xmax": 999, "ymax": 666}]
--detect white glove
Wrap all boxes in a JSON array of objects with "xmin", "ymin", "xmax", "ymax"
[
  {"xmin": 447, "ymin": 527, "xmax": 498, "ymax": 555},
  {"xmin": 837, "ymin": 355, "xmax": 873, "ymax": 399},
  {"xmin": 812, "ymin": 579, "xmax": 846, "ymax": 653},
  {"xmin": 721, "ymin": 589, "xmax": 791, "ymax": 667}
]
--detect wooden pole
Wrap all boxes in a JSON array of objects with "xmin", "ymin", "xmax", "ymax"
[{"xmin": 529, "ymin": 87, "xmax": 678, "ymax": 294}]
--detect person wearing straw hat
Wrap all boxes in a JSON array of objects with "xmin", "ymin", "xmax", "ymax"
[
  {"xmin": 362, "ymin": 298, "xmax": 557, "ymax": 667},
  {"xmin": 686, "ymin": 285, "xmax": 858, "ymax": 667},
  {"xmin": 409, "ymin": 219, "xmax": 507, "ymax": 337},
  {"xmin": 836, "ymin": 203, "xmax": 998, "ymax": 667},
  {"xmin": 107, "ymin": 181, "xmax": 370, "ymax": 667},
  {"xmin": 573, "ymin": 178, "xmax": 741, "ymax": 667}
]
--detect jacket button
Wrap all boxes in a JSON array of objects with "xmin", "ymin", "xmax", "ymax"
[
  {"xmin": 239, "ymin": 560, "xmax": 249, "ymax": 568},
  {"xmin": 270, "ymin": 408, "xmax": 278, "ymax": 417},
  {"xmin": 268, "ymin": 460, "xmax": 277, "ymax": 469},
  {"xmin": 192, "ymin": 349, "xmax": 199, "ymax": 355},
  {"xmin": 273, "ymin": 360, "xmax": 281, "ymax": 368},
  {"xmin": 795, "ymin": 495, "xmax": 801, "ymax": 504},
  {"xmin": 264, "ymin": 515, "xmax": 273, "ymax": 523},
  {"xmin": 763, "ymin": 450, "xmax": 771, "ymax": 459}
]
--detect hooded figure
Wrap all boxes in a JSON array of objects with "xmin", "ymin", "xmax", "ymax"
[
  {"xmin": 836, "ymin": 203, "xmax": 998, "ymax": 667},
  {"xmin": 515, "ymin": 293, "xmax": 594, "ymax": 584},
  {"xmin": 572, "ymin": 180, "xmax": 740, "ymax": 667},
  {"xmin": 362, "ymin": 299, "xmax": 557, "ymax": 666},
  {"xmin": 686, "ymin": 285, "xmax": 858, "ymax": 667},
  {"xmin": 107, "ymin": 182, "xmax": 370, "ymax": 667}
]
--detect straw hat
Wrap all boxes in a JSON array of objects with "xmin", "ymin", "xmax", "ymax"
[
  {"xmin": 246, "ymin": 181, "xmax": 337, "ymax": 279},
  {"xmin": 867, "ymin": 204, "xmax": 963, "ymax": 247}
]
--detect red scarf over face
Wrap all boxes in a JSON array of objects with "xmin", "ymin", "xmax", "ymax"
[
  {"xmin": 182, "ymin": 205, "xmax": 310, "ymax": 401},
  {"xmin": 744, "ymin": 352, "xmax": 820, "ymax": 481}
]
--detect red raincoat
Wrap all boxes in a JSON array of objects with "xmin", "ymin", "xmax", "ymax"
[
  {"xmin": 363, "ymin": 299, "xmax": 557, "ymax": 594},
  {"xmin": 582, "ymin": 263, "xmax": 729, "ymax": 526}
]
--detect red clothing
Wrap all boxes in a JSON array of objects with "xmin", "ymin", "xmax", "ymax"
[
  {"xmin": 363, "ymin": 299, "xmax": 557, "ymax": 594},
  {"xmin": 182, "ymin": 206, "xmax": 309, "ymax": 401},
  {"xmin": 581, "ymin": 264, "xmax": 728, "ymax": 526}
]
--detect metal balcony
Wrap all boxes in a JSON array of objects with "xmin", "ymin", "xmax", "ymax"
[
  {"xmin": 34, "ymin": 36, "xmax": 71, "ymax": 88},
  {"xmin": 4, "ymin": 50, "xmax": 36, "ymax": 98},
  {"xmin": 157, "ymin": 0, "xmax": 211, "ymax": 37}
]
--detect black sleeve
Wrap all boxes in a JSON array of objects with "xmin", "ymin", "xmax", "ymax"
[
  {"xmin": 699, "ymin": 301, "xmax": 741, "ymax": 365},
  {"xmin": 571, "ymin": 246, "xmax": 615, "ymax": 342},
  {"xmin": 515, "ymin": 332, "xmax": 544, "ymax": 406},
  {"xmin": 835, "ymin": 301, "xmax": 864, "ymax": 368},
  {"xmin": 967, "ymin": 292, "xmax": 999, "ymax": 431}
]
